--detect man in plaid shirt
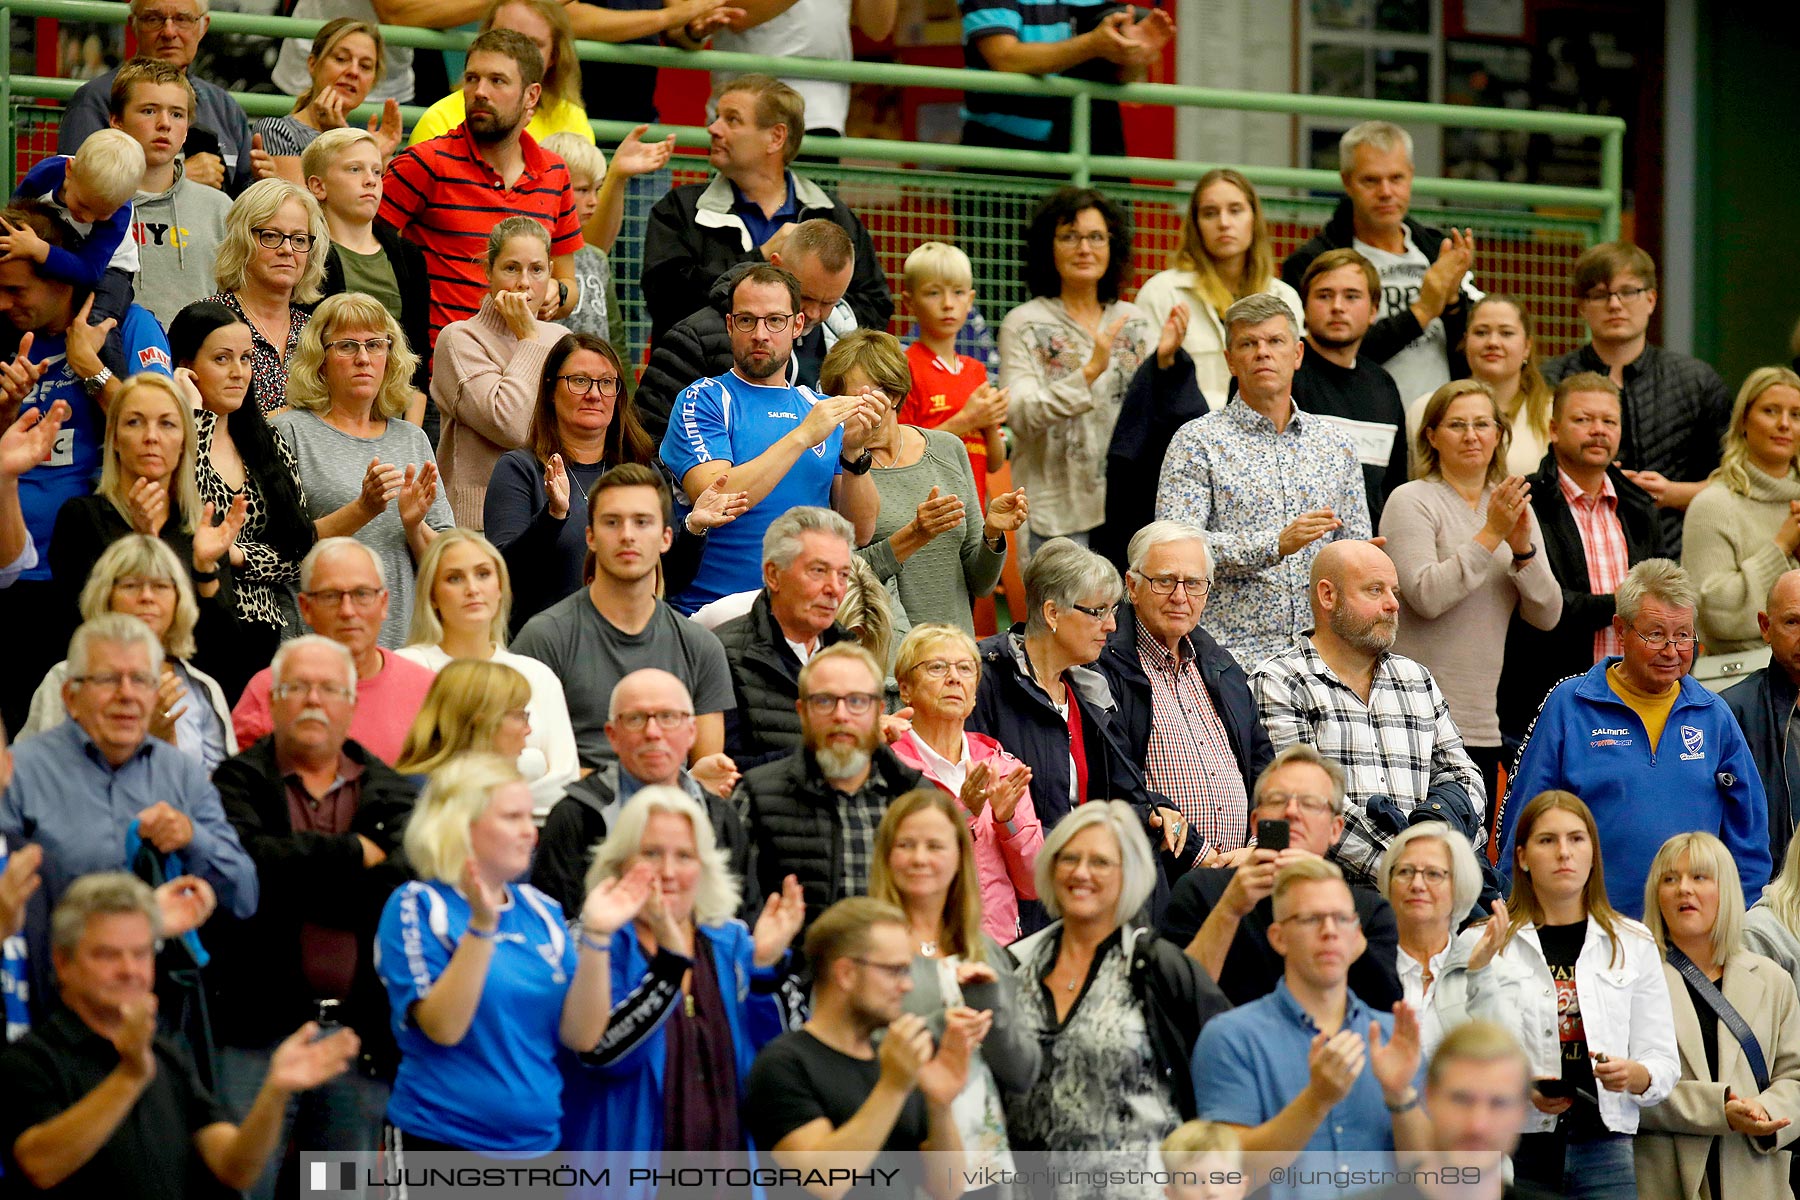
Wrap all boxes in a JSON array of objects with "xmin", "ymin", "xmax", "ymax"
[{"xmin": 1250, "ymin": 540, "xmax": 1487, "ymax": 886}]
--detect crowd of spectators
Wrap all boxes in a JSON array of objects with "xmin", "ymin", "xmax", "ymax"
[{"xmin": 4, "ymin": 4, "xmax": 1800, "ymax": 1196}]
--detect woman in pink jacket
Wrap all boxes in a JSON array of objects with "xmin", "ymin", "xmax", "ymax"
[{"xmin": 889, "ymin": 622, "xmax": 1044, "ymax": 943}]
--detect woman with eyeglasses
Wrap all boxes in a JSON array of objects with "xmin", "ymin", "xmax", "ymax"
[
  {"xmin": 1375, "ymin": 824, "xmax": 1483, "ymax": 1060},
  {"xmin": 24, "ymin": 533, "xmax": 237, "ymax": 773},
  {"xmin": 1637, "ymin": 831, "xmax": 1800, "ymax": 1200},
  {"xmin": 1436, "ymin": 790, "xmax": 1679, "ymax": 1200},
  {"xmin": 1006, "ymin": 802, "xmax": 1229, "ymax": 1195},
  {"xmin": 397, "ymin": 529, "xmax": 579, "ymax": 819},
  {"xmin": 432, "ymin": 218, "xmax": 571, "ymax": 530},
  {"xmin": 169, "ymin": 300, "xmax": 316, "ymax": 703},
  {"xmin": 484, "ymin": 332, "xmax": 741, "ymax": 633},
  {"xmin": 867, "ymin": 788, "xmax": 1041, "ymax": 1191},
  {"xmin": 272, "ymin": 292, "xmax": 453, "ymax": 649},
  {"xmin": 204, "ymin": 179, "xmax": 329, "ymax": 413},
  {"xmin": 999, "ymin": 187, "xmax": 1154, "ymax": 551},
  {"xmin": 392, "ymin": 659, "xmax": 538, "ymax": 788},
  {"xmin": 1381, "ymin": 378, "xmax": 1561, "ymax": 805},
  {"xmin": 968, "ymin": 540, "xmax": 1190, "ymax": 918},
  {"xmin": 1682, "ymin": 366, "xmax": 1800, "ymax": 655},
  {"xmin": 888, "ymin": 624, "xmax": 1042, "ymax": 945},
  {"xmin": 827, "ymin": 329, "xmax": 1027, "ymax": 638}
]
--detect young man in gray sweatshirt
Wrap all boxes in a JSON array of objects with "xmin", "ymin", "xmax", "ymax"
[{"xmin": 108, "ymin": 57, "xmax": 231, "ymax": 328}]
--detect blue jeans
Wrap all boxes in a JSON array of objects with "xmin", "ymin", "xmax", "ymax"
[
  {"xmin": 1516, "ymin": 1131, "xmax": 1636, "ymax": 1200},
  {"xmin": 214, "ymin": 1038, "xmax": 390, "ymax": 1200}
]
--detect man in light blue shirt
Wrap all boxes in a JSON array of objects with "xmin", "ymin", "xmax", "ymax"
[
  {"xmin": 1194, "ymin": 858, "xmax": 1427, "ymax": 1199},
  {"xmin": 659, "ymin": 263, "xmax": 880, "ymax": 613}
]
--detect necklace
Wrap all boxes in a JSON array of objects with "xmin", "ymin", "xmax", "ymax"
[{"xmin": 920, "ymin": 939, "xmax": 938, "ymax": 956}]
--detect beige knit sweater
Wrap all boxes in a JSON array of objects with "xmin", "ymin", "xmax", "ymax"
[
  {"xmin": 431, "ymin": 296, "xmax": 568, "ymax": 528},
  {"xmin": 1683, "ymin": 468, "xmax": 1800, "ymax": 653}
]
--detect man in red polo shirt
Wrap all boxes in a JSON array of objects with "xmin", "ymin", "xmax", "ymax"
[{"xmin": 378, "ymin": 28, "xmax": 581, "ymax": 349}]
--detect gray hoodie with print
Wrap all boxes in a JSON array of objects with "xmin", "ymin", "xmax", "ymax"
[{"xmin": 131, "ymin": 158, "xmax": 234, "ymax": 330}]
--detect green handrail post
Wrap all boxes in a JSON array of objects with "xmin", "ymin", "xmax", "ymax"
[
  {"xmin": 1070, "ymin": 93, "xmax": 1091, "ymax": 188},
  {"xmin": 1, "ymin": 5, "xmax": 12, "ymax": 197},
  {"xmin": 1600, "ymin": 126, "xmax": 1624, "ymax": 243}
]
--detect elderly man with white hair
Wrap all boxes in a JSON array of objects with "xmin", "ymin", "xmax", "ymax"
[
  {"xmin": 231, "ymin": 537, "xmax": 437, "ymax": 763},
  {"xmin": 1097, "ymin": 518, "xmax": 1274, "ymax": 869}
]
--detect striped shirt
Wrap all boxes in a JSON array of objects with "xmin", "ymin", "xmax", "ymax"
[
  {"xmin": 1559, "ymin": 468, "xmax": 1630, "ymax": 663},
  {"xmin": 1250, "ymin": 635, "xmax": 1488, "ymax": 886},
  {"xmin": 959, "ymin": 0, "xmax": 1114, "ymax": 143},
  {"xmin": 378, "ymin": 125, "xmax": 581, "ymax": 348},
  {"xmin": 1138, "ymin": 625, "xmax": 1250, "ymax": 855}
]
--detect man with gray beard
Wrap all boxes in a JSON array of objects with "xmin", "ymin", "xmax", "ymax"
[
  {"xmin": 732, "ymin": 643, "xmax": 921, "ymax": 934},
  {"xmin": 1247, "ymin": 541, "xmax": 1487, "ymax": 887}
]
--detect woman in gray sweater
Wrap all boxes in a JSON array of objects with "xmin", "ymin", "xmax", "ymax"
[{"xmin": 827, "ymin": 330, "xmax": 1027, "ymax": 637}]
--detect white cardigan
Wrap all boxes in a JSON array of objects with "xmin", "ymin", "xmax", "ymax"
[
  {"xmin": 1133, "ymin": 270, "xmax": 1304, "ymax": 411},
  {"xmin": 1435, "ymin": 915, "xmax": 1680, "ymax": 1133},
  {"xmin": 394, "ymin": 643, "xmax": 581, "ymax": 819}
]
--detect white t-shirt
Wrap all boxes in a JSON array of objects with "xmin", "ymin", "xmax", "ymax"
[
  {"xmin": 711, "ymin": 0, "xmax": 853, "ymax": 135},
  {"xmin": 1354, "ymin": 226, "xmax": 1482, "ymax": 403}
]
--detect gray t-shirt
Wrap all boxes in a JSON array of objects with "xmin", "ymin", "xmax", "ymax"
[
  {"xmin": 510, "ymin": 589, "xmax": 734, "ymax": 768},
  {"xmin": 271, "ymin": 409, "xmax": 454, "ymax": 649}
]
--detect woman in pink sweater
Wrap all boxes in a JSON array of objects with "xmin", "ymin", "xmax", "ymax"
[
  {"xmin": 431, "ymin": 216, "xmax": 570, "ymax": 527},
  {"xmin": 887, "ymin": 622, "xmax": 1043, "ymax": 944}
]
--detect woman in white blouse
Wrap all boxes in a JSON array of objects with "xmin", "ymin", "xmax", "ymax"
[
  {"xmin": 397, "ymin": 527, "xmax": 578, "ymax": 818},
  {"xmin": 1134, "ymin": 168, "xmax": 1303, "ymax": 411},
  {"xmin": 998, "ymin": 188, "xmax": 1154, "ymax": 551},
  {"xmin": 1436, "ymin": 789, "xmax": 1679, "ymax": 1200},
  {"xmin": 1376, "ymin": 823, "xmax": 1483, "ymax": 1061}
]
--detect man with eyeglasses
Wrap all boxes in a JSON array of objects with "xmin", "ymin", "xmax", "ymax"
[
  {"xmin": 661, "ymin": 270, "xmax": 882, "ymax": 613},
  {"xmin": 636, "ymin": 221, "xmax": 860, "ymax": 443},
  {"xmin": 206, "ymin": 634, "xmax": 415, "ymax": 1199},
  {"xmin": 231, "ymin": 538, "xmax": 438, "ymax": 765},
  {"xmin": 532, "ymin": 668, "xmax": 748, "ymax": 922},
  {"xmin": 58, "ymin": 0, "xmax": 255, "ymax": 196},
  {"xmin": 1098, "ymin": 519, "xmax": 1273, "ymax": 871},
  {"xmin": 641, "ymin": 75, "xmax": 891, "ymax": 350},
  {"xmin": 1160, "ymin": 744, "xmax": 1401, "ymax": 1010},
  {"xmin": 0, "ymin": 614, "xmax": 257, "ymax": 1000},
  {"xmin": 1497, "ymin": 373, "xmax": 1667, "ymax": 740},
  {"xmin": 735, "ymin": 643, "xmax": 922, "ymax": 932},
  {"xmin": 1502, "ymin": 557, "xmax": 1770, "ymax": 918},
  {"xmin": 1541, "ymin": 242, "xmax": 1732, "ymax": 555},
  {"xmin": 1292, "ymin": 248, "xmax": 1409, "ymax": 526},
  {"xmin": 1193, "ymin": 857, "xmax": 1429, "ymax": 1196}
]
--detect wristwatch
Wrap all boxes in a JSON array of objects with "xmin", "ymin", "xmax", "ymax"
[
  {"xmin": 556, "ymin": 279, "xmax": 571, "ymax": 310},
  {"xmin": 80, "ymin": 365, "xmax": 114, "ymax": 396},
  {"xmin": 839, "ymin": 450, "xmax": 874, "ymax": 476}
]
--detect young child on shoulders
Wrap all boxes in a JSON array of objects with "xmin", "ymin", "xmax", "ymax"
[{"xmin": 2, "ymin": 129, "xmax": 145, "ymax": 323}]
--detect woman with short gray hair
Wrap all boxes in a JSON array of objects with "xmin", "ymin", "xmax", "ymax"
[
  {"xmin": 969, "ymin": 539, "xmax": 1190, "ymax": 902},
  {"xmin": 1376, "ymin": 823, "xmax": 1483, "ymax": 1058},
  {"xmin": 432, "ymin": 217, "xmax": 572, "ymax": 527}
]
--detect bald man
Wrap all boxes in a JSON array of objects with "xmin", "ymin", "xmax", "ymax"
[
  {"xmin": 1248, "ymin": 541, "xmax": 1488, "ymax": 887},
  {"xmin": 530, "ymin": 669, "xmax": 747, "ymax": 921},
  {"xmin": 1723, "ymin": 569, "xmax": 1800, "ymax": 870}
]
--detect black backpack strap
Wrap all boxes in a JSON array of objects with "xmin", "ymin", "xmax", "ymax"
[{"xmin": 1668, "ymin": 945, "xmax": 1770, "ymax": 1091}]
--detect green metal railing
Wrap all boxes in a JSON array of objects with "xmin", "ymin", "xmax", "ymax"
[{"xmin": 4, "ymin": 0, "xmax": 1626, "ymax": 361}]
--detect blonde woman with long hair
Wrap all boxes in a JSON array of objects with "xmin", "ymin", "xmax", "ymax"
[
  {"xmin": 1437, "ymin": 790, "xmax": 1678, "ymax": 1200},
  {"xmin": 273, "ymin": 292, "xmax": 453, "ymax": 649},
  {"xmin": 1746, "ymin": 834, "xmax": 1800, "ymax": 1001},
  {"xmin": 1134, "ymin": 169, "xmax": 1304, "ymax": 410},
  {"xmin": 257, "ymin": 18, "xmax": 401, "ymax": 185},
  {"xmin": 397, "ymin": 528, "xmax": 579, "ymax": 816},
  {"xmin": 393, "ymin": 659, "xmax": 535, "ymax": 784},
  {"xmin": 1682, "ymin": 366, "xmax": 1800, "ymax": 653}
]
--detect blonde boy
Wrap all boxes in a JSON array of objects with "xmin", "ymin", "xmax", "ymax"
[
  {"xmin": 2, "ymin": 129, "xmax": 145, "ymax": 319},
  {"xmin": 899, "ymin": 241, "xmax": 1006, "ymax": 504},
  {"xmin": 541, "ymin": 132, "xmax": 614, "ymax": 344}
]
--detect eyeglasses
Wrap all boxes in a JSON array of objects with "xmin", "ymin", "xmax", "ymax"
[
  {"xmin": 271, "ymin": 681, "xmax": 353, "ymax": 702},
  {"xmin": 557, "ymin": 373, "xmax": 621, "ymax": 397},
  {"xmin": 253, "ymin": 228, "xmax": 314, "ymax": 252},
  {"xmin": 1281, "ymin": 911, "xmax": 1362, "ymax": 931},
  {"xmin": 851, "ymin": 957, "xmax": 914, "ymax": 982},
  {"xmin": 1256, "ymin": 791, "xmax": 1336, "ymax": 817},
  {"xmin": 72, "ymin": 671, "xmax": 158, "ymax": 693},
  {"xmin": 112, "ymin": 576, "xmax": 178, "ymax": 596},
  {"xmin": 1052, "ymin": 850, "xmax": 1119, "ymax": 874},
  {"xmin": 1140, "ymin": 575, "xmax": 1210, "ymax": 597},
  {"xmin": 302, "ymin": 586, "xmax": 384, "ymax": 608},
  {"xmin": 614, "ymin": 709, "xmax": 695, "ymax": 732},
  {"xmin": 502, "ymin": 707, "xmax": 531, "ymax": 725},
  {"xmin": 802, "ymin": 691, "xmax": 881, "ymax": 716},
  {"xmin": 1067, "ymin": 602, "xmax": 1114, "ymax": 620},
  {"xmin": 728, "ymin": 312, "xmax": 794, "ymax": 333},
  {"xmin": 1439, "ymin": 419, "xmax": 1498, "ymax": 436},
  {"xmin": 913, "ymin": 659, "xmax": 978, "ymax": 681},
  {"xmin": 1391, "ymin": 865, "xmax": 1450, "ymax": 886},
  {"xmin": 1630, "ymin": 625, "xmax": 1698, "ymax": 651},
  {"xmin": 134, "ymin": 10, "xmax": 201, "ymax": 28},
  {"xmin": 1054, "ymin": 231, "xmax": 1109, "ymax": 248},
  {"xmin": 324, "ymin": 337, "xmax": 391, "ymax": 359},
  {"xmin": 1583, "ymin": 286, "xmax": 1651, "ymax": 305}
]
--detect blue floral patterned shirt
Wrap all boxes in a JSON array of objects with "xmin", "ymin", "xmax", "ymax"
[{"xmin": 1155, "ymin": 397, "xmax": 1370, "ymax": 671}]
